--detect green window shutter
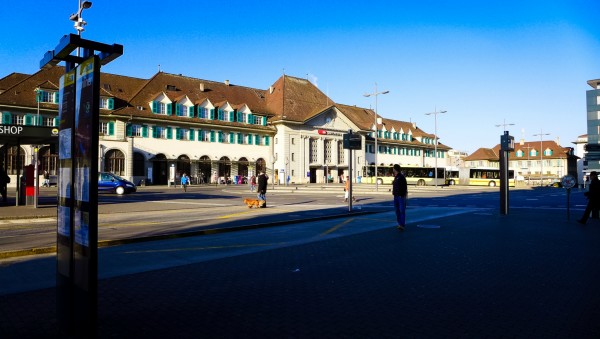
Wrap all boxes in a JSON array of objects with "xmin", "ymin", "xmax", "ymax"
[
  {"xmin": 210, "ymin": 109, "xmax": 215, "ymax": 119},
  {"xmin": 247, "ymin": 134, "xmax": 253, "ymax": 145},
  {"xmin": 108, "ymin": 98, "xmax": 115, "ymax": 110},
  {"xmin": 108, "ymin": 122, "xmax": 115, "ymax": 136},
  {"xmin": 265, "ymin": 136, "xmax": 270, "ymax": 146},
  {"xmin": 218, "ymin": 109, "xmax": 224, "ymax": 121},
  {"xmin": 229, "ymin": 133, "xmax": 234, "ymax": 143},
  {"xmin": 237, "ymin": 112, "xmax": 243, "ymax": 122},
  {"xmin": 254, "ymin": 135, "xmax": 259, "ymax": 145},
  {"xmin": 189, "ymin": 129, "xmax": 195, "ymax": 140},
  {"xmin": 24, "ymin": 114, "xmax": 32, "ymax": 126},
  {"xmin": 166, "ymin": 127, "xmax": 172, "ymax": 139},
  {"xmin": 218, "ymin": 131, "xmax": 223, "ymax": 142},
  {"xmin": 142, "ymin": 125, "xmax": 148, "ymax": 138},
  {"xmin": 2, "ymin": 112, "xmax": 11, "ymax": 124},
  {"xmin": 126, "ymin": 123, "xmax": 133, "ymax": 137},
  {"xmin": 262, "ymin": 117, "xmax": 267, "ymax": 126},
  {"xmin": 54, "ymin": 92, "xmax": 59, "ymax": 104},
  {"xmin": 188, "ymin": 106, "xmax": 194, "ymax": 118},
  {"xmin": 175, "ymin": 128, "xmax": 181, "ymax": 140},
  {"xmin": 229, "ymin": 111, "xmax": 234, "ymax": 122},
  {"xmin": 210, "ymin": 131, "xmax": 215, "ymax": 142},
  {"xmin": 176, "ymin": 104, "xmax": 182, "ymax": 116},
  {"xmin": 166, "ymin": 103, "xmax": 172, "ymax": 116},
  {"xmin": 53, "ymin": 117, "xmax": 59, "ymax": 127},
  {"xmin": 198, "ymin": 130, "xmax": 203, "ymax": 141},
  {"xmin": 152, "ymin": 101, "xmax": 158, "ymax": 113},
  {"xmin": 152, "ymin": 127, "xmax": 158, "ymax": 138},
  {"xmin": 35, "ymin": 90, "xmax": 42, "ymax": 103},
  {"xmin": 248, "ymin": 114, "xmax": 253, "ymax": 124},
  {"xmin": 237, "ymin": 133, "xmax": 242, "ymax": 144}
]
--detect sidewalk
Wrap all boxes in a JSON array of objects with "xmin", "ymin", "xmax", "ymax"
[{"xmin": 1, "ymin": 207, "xmax": 599, "ymax": 338}]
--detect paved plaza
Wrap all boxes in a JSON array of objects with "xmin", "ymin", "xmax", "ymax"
[{"xmin": 1, "ymin": 197, "xmax": 599, "ymax": 338}]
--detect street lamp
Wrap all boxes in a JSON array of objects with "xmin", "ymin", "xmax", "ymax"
[
  {"xmin": 70, "ymin": 1, "xmax": 92, "ymax": 34},
  {"xmin": 70, "ymin": 1, "xmax": 92, "ymax": 58},
  {"xmin": 495, "ymin": 120, "xmax": 515, "ymax": 132},
  {"xmin": 532, "ymin": 129, "xmax": 550, "ymax": 186},
  {"xmin": 425, "ymin": 109, "xmax": 447, "ymax": 188},
  {"xmin": 363, "ymin": 83, "xmax": 389, "ymax": 192}
]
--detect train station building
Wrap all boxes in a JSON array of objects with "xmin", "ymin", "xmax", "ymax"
[{"xmin": 0, "ymin": 67, "xmax": 451, "ymax": 186}]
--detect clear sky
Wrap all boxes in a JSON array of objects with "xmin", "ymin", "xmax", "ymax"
[{"xmin": 2, "ymin": 0, "xmax": 599, "ymax": 154}]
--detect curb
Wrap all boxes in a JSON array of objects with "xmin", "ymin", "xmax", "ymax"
[{"xmin": 0, "ymin": 209, "xmax": 379, "ymax": 260}]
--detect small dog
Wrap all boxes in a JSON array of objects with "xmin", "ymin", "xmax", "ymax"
[{"xmin": 243, "ymin": 198, "xmax": 265, "ymax": 208}]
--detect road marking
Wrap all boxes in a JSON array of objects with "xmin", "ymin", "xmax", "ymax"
[
  {"xmin": 320, "ymin": 218, "xmax": 354, "ymax": 236},
  {"xmin": 123, "ymin": 242, "xmax": 285, "ymax": 254},
  {"xmin": 148, "ymin": 200, "xmax": 232, "ymax": 206}
]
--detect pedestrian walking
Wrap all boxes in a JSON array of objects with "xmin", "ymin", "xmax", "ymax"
[
  {"xmin": 250, "ymin": 175, "xmax": 256, "ymax": 192},
  {"xmin": 42, "ymin": 170, "xmax": 50, "ymax": 187},
  {"xmin": 257, "ymin": 171, "xmax": 269, "ymax": 207},
  {"xmin": 0, "ymin": 167, "xmax": 9, "ymax": 204},
  {"xmin": 392, "ymin": 164, "xmax": 408, "ymax": 231},
  {"xmin": 578, "ymin": 171, "xmax": 600, "ymax": 224},
  {"xmin": 180, "ymin": 173, "xmax": 190, "ymax": 192},
  {"xmin": 343, "ymin": 175, "xmax": 355, "ymax": 202}
]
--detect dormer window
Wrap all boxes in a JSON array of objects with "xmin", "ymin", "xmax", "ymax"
[
  {"xmin": 516, "ymin": 150, "xmax": 524, "ymax": 157},
  {"xmin": 544, "ymin": 149, "xmax": 553, "ymax": 156},
  {"xmin": 100, "ymin": 97, "xmax": 115, "ymax": 110},
  {"xmin": 151, "ymin": 101, "xmax": 172, "ymax": 115},
  {"xmin": 175, "ymin": 103, "xmax": 194, "ymax": 117},
  {"xmin": 531, "ymin": 150, "xmax": 538, "ymax": 156},
  {"xmin": 36, "ymin": 90, "xmax": 59, "ymax": 104}
]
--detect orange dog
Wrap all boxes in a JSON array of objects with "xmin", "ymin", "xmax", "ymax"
[{"xmin": 243, "ymin": 198, "xmax": 264, "ymax": 208}]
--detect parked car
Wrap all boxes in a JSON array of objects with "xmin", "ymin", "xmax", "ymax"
[{"xmin": 98, "ymin": 172, "xmax": 136, "ymax": 195}]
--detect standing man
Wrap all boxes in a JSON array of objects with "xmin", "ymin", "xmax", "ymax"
[
  {"xmin": 392, "ymin": 164, "xmax": 408, "ymax": 231},
  {"xmin": 257, "ymin": 171, "xmax": 269, "ymax": 208},
  {"xmin": 0, "ymin": 167, "xmax": 9, "ymax": 204},
  {"xmin": 578, "ymin": 171, "xmax": 600, "ymax": 224}
]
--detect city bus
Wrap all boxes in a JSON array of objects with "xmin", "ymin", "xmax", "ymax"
[
  {"xmin": 361, "ymin": 165, "xmax": 446, "ymax": 186},
  {"xmin": 459, "ymin": 168, "xmax": 515, "ymax": 187},
  {"xmin": 446, "ymin": 169, "xmax": 459, "ymax": 185}
]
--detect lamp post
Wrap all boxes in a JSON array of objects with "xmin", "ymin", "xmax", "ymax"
[
  {"xmin": 533, "ymin": 129, "xmax": 550, "ymax": 186},
  {"xmin": 425, "ymin": 109, "xmax": 447, "ymax": 188},
  {"xmin": 363, "ymin": 83, "xmax": 389, "ymax": 192}
]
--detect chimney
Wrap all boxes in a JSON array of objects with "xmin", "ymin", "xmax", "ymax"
[
  {"xmin": 224, "ymin": 80, "xmax": 230, "ymax": 86},
  {"xmin": 269, "ymin": 86, "xmax": 274, "ymax": 94},
  {"xmin": 199, "ymin": 83, "xmax": 205, "ymax": 92}
]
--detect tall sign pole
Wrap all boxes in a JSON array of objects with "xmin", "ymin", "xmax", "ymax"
[
  {"xmin": 343, "ymin": 130, "xmax": 362, "ymax": 212},
  {"xmin": 42, "ymin": 33, "xmax": 122, "ymax": 337},
  {"xmin": 500, "ymin": 131, "xmax": 514, "ymax": 215}
]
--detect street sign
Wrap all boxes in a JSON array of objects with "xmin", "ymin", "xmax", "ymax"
[
  {"xmin": 561, "ymin": 175, "xmax": 576, "ymax": 189},
  {"xmin": 343, "ymin": 132, "xmax": 361, "ymax": 150}
]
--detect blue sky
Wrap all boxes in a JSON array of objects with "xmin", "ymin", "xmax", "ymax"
[{"xmin": 2, "ymin": 0, "xmax": 599, "ymax": 154}]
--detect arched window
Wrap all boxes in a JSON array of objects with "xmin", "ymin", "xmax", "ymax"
[
  {"xmin": 104, "ymin": 149, "xmax": 125, "ymax": 175},
  {"xmin": 39, "ymin": 146, "xmax": 58, "ymax": 175},
  {"xmin": 0, "ymin": 146, "xmax": 26, "ymax": 175},
  {"xmin": 255, "ymin": 158, "xmax": 266, "ymax": 174},
  {"xmin": 177, "ymin": 155, "xmax": 191, "ymax": 176}
]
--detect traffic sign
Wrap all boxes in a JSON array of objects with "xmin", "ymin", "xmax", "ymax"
[{"xmin": 561, "ymin": 175, "xmax": 576, "ymax": 189}]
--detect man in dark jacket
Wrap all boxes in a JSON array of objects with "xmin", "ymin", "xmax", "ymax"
[
  {"xmin": 578, "ymin": 171, "xmax": 600, "ymax": 224},
  {"xmin": 392, "ymin": 164, "xmax": 408, "ymax": 230},
  {"xmin": 257, "ymin": 171, "xmax": 269, "ymax": 207}
]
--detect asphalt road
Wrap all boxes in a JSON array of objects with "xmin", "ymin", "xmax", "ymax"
[{"xmin": 0, "ymin": 184, "xmax": 587, "ymax": 255}]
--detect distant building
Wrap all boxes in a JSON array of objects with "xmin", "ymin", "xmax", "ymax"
[
  {"xmin": 586, "ymin": 79, "xmax": 600, "ymax": 177},
  {"xmin": 464, "ymin": 140, "xmax": 578, "ymax": 185}
]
